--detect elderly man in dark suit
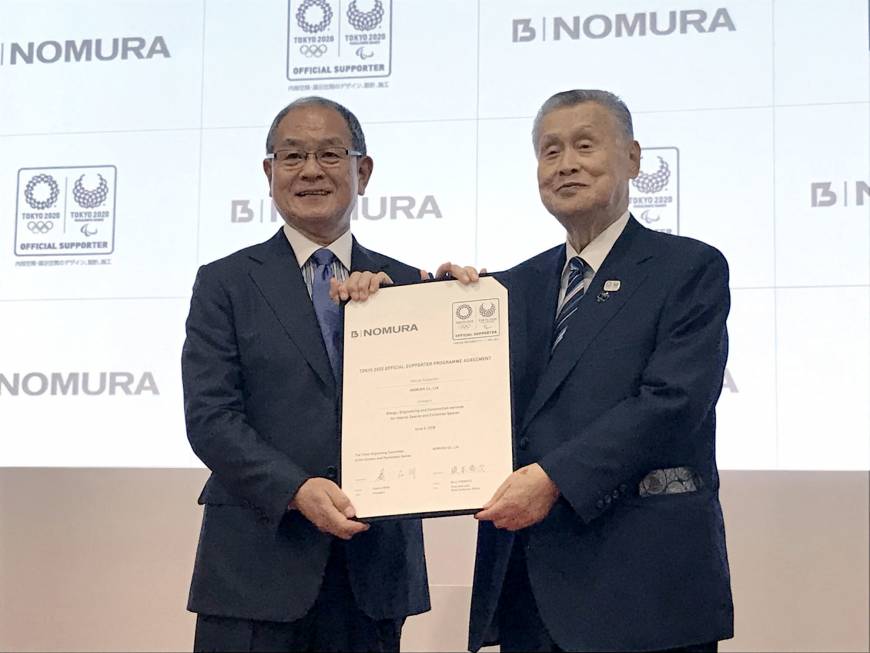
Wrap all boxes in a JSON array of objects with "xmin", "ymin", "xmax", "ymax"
[
  {"xmin": 468, "ymin": 89, "xmax": 734, "ymax": 652},
  {"xmin": 181, "ymin": 97, "xmax": 429, "ymax": 652},
  {"xmin": 331, "ymin": 88, "xmax": 734, "ymax": 652}
]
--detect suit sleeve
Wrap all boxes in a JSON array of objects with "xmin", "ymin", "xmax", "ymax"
[
  {"xmin": 181, "ymin": 265, "xmax": 310, "ymax": 526},
  {"xmin": 538, "ymin": 246, "xmax": 730, "ymax": 523}
]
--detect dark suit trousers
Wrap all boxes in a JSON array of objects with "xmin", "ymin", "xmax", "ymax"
[
  {"xmin": 497, "ymin": 540, "xmax": 718, "ymax": 653},
  {"xmin": 496, "ymin": 537, "xmax": 559, "ymax": 652},
  {"xmin": 193, "ymin": 542, "xmax": 403, "ymax": 653}
]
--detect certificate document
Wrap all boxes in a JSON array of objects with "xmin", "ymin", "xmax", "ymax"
[{"xmin": 341, "ymin": 277, "xmax": 513, "ymax": 520}]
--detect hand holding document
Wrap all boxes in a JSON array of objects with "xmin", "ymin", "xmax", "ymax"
[{"xmin": 341, "ymin": 277, "xmax": 513, "ymax": 520}]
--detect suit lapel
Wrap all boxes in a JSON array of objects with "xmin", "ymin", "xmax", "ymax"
[
  {"xmin": 338, "ymin": 239, "xmax": 397, "ymax": 403},
  {"xmin": 520, "ymin": 218, "xmax": 653, "ymax": 433},
  {"xmin": 248, "ymin": 230, "xmax": 335, "ymax": 389},
  {"xmin": 349, "ymin": 238, "xmax": 393, "ymax": 277},
  {"xmin": 511, "ymin": 246, "xmax": 564, "ymax": 409}
]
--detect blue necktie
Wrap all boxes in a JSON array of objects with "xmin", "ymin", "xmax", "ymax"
[
  {"xmin": 310, "ymin": 248, "xmax": 341, "ymax": 379},
  {"xmin": 552, "ymin": 256, "xmax": 589, "ymax": 352}
]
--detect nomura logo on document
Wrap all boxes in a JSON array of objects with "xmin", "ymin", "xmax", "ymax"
[{"xmin": 350, "ymin": 323, "xmax": 418, "ymax": 338}]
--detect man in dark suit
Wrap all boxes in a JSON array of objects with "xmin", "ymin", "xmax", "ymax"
[
  {"xmin": 181, "ymin": 97, "xmax": 429, "ymax": 652},
  {"xmin": 469, "ymin": 90, "xmax": 734, "ymax": 652}
]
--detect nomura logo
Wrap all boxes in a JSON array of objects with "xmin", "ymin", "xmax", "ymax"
[
  {"xmin": 0, "ymin": 371, "xmax": 159, "ymax": 396},
  {"xmin": 512, "ymin": 8, "xmax": 735, "ymax": 42},
  {"xmin": 2, "ymin": 36, "xmax": 170, "ymax": 65},
  {"xmin": 350, "ymin": 324, "xmax": 418, "ymax": 338}
]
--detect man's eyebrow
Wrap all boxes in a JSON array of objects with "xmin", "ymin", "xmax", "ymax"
[
  {"xmin": 568, "ymin": 124, "xmax": 598, "ymax": 137},
  {"xmin": 538, "ymin": 134, "xmax": 561, "ymax": 147},
  {"xmin": 276, "ymin": 136, "xmax": 347, "ymax": 147},
  {"xmin": 539, "ymin": 124, "xmax": 598, "ymax": 144},
  {"xmin": 317, "ymin": 136, "xmax": 348, "ymax": 146}
]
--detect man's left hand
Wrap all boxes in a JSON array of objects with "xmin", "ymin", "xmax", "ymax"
[
  {"xmin": 475, "ymin": 463, "xmax": 560, "ymax": 531},
  {"xmin": 330, "ymin": 270, "xmax": 395, "ymax": 302},
  {"xmin": 330, "ymin": 263, "xmax": 485, "ymax": 303}
]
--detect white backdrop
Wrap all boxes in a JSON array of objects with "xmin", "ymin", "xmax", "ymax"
[{"xmin": 1, "ymin": 0, "xmax": 868, "ymax": 470}]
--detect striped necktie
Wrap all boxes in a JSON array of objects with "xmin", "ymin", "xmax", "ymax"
[
  {"xmin": 310, "ymin": 248, "xmax": 341, "ymax": 379},
  {"xmin": 552, "ymin": 256, "xmax": 589, "ymax": 352}
]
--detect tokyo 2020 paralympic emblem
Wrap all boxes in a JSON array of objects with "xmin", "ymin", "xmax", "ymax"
[
  {"xmin": 72, "ymin": 174, "xmax": 110, "ymax": 209},
  {"xmin": 629, "ymin": 147, "xmax": 680, "ymax": 235}
]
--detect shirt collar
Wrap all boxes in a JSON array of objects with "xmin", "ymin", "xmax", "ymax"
[
  {"xmin": 565, "ymin": 210, "xmax": 630, "ymax": 274},
  {"xmin": 282, "ymin": 222, "xmax": 353, "ymax": 270}
]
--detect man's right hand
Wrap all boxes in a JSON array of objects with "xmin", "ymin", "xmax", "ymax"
[{"xmin": 289, "ymin": 477, "xmax": 369, "ymax": 540}]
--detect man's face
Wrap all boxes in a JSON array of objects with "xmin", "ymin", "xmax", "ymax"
[
  {"xmin": 263, "ymin": 105, "xmax": 372, "ymax": 243},
  {"xmin": 535, "ymin": 102, "xmax": 640, "ymax": 226}
]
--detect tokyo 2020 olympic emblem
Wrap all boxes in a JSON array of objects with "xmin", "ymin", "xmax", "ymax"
[
  {"xmin": 24, "ymin": 174, "xmax": 60, "ymax": 210},
  {"xmin": 296, "ymin": 0, "xmax": 333, "ymax": 33}
]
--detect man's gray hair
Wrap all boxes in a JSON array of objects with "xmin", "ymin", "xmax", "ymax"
[
  {"xmin": 265, "ymin": 96, "xmax": 367, "ymax": 155},
  {"xmin": 532, "ymin": 89, "xmax": 634, "ymax": 150}
]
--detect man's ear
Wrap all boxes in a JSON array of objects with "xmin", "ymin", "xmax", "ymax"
[
  {"xmin": 628, "ymin": 140, "xmax": 641, "ymax": 178},
  {"xmin": 263, "ymin": 158, "xmax": 273, "ymax": 196},
  {"xmin": 357, "ymin": 156, "xmax": 374, "ymax": 195}
]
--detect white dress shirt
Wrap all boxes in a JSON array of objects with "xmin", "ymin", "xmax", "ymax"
[
  {"xmin": 282, "ymin": 223, "xmax": 352, "ymax": 297},
  {"xmin": 556, "ymin": 210, "xmax": 630, "ymax": 315}
]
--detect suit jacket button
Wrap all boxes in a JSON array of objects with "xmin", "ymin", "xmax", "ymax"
[
  {"xmin": 619, "ymin": 483, "xmax": 628, "ymax": 493},
  {"xmin": 604, "ymin": 495, "xmax": 612, "ymax": 505},
  {"xmin": 518, "ymin": 437, "xmax": 529, "ymax": 450},
  {"xmin": 596, "ymin": 499, "xmax": 604, "ymax": 510},
  {"xmin": 326, "ymin": 466, "xmax": 338, "ymax": 480},
  {"xmin": 612, "ymin": 489, "xmax": 620, "ymax": 499}
]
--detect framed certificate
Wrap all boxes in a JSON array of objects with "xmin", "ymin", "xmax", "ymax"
[{"xmin": 341, "ymin": 277, "xmax": 513, "ymax": 520}]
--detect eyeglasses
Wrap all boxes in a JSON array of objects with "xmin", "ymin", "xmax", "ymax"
[{"xmin": 266, "ymin": 147, "xmax": 362, "ymax": 169}]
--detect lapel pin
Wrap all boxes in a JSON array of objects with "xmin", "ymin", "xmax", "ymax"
[
  {"xmin": 603, "ymin": 280, "xmax": 621, "ymax": 292},
  {"xmin": 596, "ymin": 291, "xmax": 610, "ymax": 303}
]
